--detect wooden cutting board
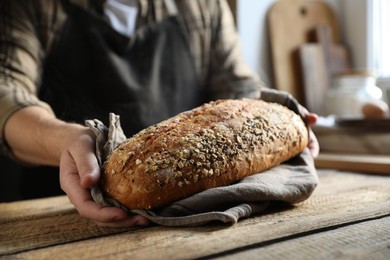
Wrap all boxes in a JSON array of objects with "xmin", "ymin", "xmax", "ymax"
[
  {"xmin": 310, "ymin": 24, "xmax": 351, "ymax": 78},
  {"xmin": 268, "ymin": 0, "xmax": 339, "ymax": 105},
  {"xmin": 299, "ymin": 43, "xmax": 328, "ymax": 115},
  {"xmin": 299, "ymin": 30, "xmax": 351, "ymax": 115}
]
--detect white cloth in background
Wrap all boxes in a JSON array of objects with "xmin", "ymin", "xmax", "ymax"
[{"xmin": 104, "ymin": 0, "xmax": 139, "ymax": 37}]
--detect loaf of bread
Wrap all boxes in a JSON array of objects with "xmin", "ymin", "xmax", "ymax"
[{"xmin": 102, "ymin": 99, "xmax": 308, "ymax": 209}]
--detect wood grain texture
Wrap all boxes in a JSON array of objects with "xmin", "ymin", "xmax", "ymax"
[
  {"xmin": 215, "ymin": 216, "xmax": 390, "ymax": 260},
  {"xmin": 315, "ymin": 153, "xmax": 390, "ymax": 174},
  {"xmin": 299, "ymin": 44, "xmax": 329, "ymax": 115},
  {"xmin": 1, "ymin": 169, "xmax": 389, "ymax": 259},
  {"xmin": 0, "ymin": 196, "xmax": 73, "ymax": 224},
  {"xmin": 0, "ymin": 209, "xmax": 131, "ymax": 256},
  {"xmin": 268, "ymin": 0, "xmax": 339, "ymax": 104},
  {"xmin": 310, "ymin": 24, "xmax": 351, "ymax": 78}
]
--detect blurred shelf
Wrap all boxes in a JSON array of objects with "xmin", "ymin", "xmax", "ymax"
[{"xmin": 315, "ymin": 153, "xmax": 390, "ymax": 175}]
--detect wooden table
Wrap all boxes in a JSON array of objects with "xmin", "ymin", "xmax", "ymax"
[{"xmin": 1, "ymin": 169, "xmax": 389, "ymax": 259}]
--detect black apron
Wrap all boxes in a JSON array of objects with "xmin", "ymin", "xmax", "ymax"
[
  {"xmin": 40, "ymin": 0, "xmax": 199, "ymax": 135},
  {"xmin": 19, "ymin": 0, "xmax": 201, "ymax": 199}
]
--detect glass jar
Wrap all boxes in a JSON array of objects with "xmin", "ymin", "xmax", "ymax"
[{"xmin": 325, "ymin": 70, "xmax": 385, "ymax": 118}]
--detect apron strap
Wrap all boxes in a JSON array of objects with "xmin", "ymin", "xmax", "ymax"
[
  {"xmin": 144, "ymin": 0, "xmax": 177, "ymax": 22},
  {"xmin": 60, "ymin": 0, "xmax": 71, "ymax": 12},
  {"xmin": 154, "ymin": 0, "xmax": 163, "ymax": 21},
  {"xmin": 164, "ymin": 0, "xmax": 178, "ymax": 16}
]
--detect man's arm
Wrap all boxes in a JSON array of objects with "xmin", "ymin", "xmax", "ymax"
[
  {"xmin": 4, "ymin": 106, "xmax": 149, "ymax": 226},
  {"xmin": 200, "ymin": 0, "xmax": 263, "ymax": 100},
  {"xmin": 4, "ymin": 106, "xmax": 88, "ymax": 165},
  {"xmin": 0, "ymin": 0, "xmax": 149, "ymax": 227}
]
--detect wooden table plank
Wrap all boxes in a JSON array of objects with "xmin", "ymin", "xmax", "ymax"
[
  {"xmin": 0, "ymin": 196, "xmax": 73, "ymax": 224},
  {"xmin": 0, "ymin": 211, "xmax": 133, "ymax": 256},
  {"xmin": 0, "ymin": 197, "xmax": 135, "ymax": 255},
  {"xmin": 10, "ymin": 199, "xmax": 389, "ymax": 259},
  {"xmin": 1, "ymin": 169, "xmax": 389, "ymax": 259},
  {"xmin": 214, "ymin": 216, "xmax": 390, "ymax": 260}
]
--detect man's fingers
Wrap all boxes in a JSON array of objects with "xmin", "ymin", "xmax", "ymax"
[
  {"xmin": 68, "ymin": 134, "xmax": 100, "ymax": 188},
  {"xmin": 72, "ymin": 135, "xmax": 100, "ymax": 188},
  {"xmin": 77, "ymin": 199, "xmax": 129, "ymax": 223},
  {"xmin": 58, "ymin": 132, "xmax": 151, "ymax": 227},
  {"xmin": 308, "ymin": 129, "xmax": 320, "ymax": 158},
  {"xmin": 61, "ymin": 167, "xmax": 128, "ymax": 222},
  {"xmin": 297, "ymin": 105, "xmax": 318, "ymax": 126},
  {"xmin": 306, "ymin": 113, "xmax": 318, "ymax": 125},
  {"xmin": 63, "ymin": 170, "xmax": 143, "ymax": 224},
  {"xmin": 60, "ymin": 149, "xmax": 127, "ymax": 223}
]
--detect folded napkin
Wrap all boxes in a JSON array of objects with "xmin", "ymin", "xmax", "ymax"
[{"xmin": 86, "ymin": 113, "xmax": 318, "ymax": 226}]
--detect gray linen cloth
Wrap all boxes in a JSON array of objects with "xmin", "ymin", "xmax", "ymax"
[{"xmin": 86, "ymin": 113, "xmax": 318, "ymax": 226}]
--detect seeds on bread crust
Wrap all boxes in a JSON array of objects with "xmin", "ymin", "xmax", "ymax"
[{"xmin": 102, "ymin": 99, "xmax": 308, "ymax": 209}]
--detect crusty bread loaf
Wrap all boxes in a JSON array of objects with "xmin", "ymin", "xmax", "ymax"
[{"xmin": 102, "ymin": 99, "xmax": 308, "ymax": 209}]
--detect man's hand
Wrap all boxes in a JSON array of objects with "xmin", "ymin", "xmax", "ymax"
[
  {"xmin": 5, "ymin": 106, "xmax": 149, "ymax": 227},
  {"xmin": 59, "ymin": 130, "xmax": 150, "ymax": 227},
  {"xmin": 299, "ymin": 107, "xmax": 320, "ymax": 158}
]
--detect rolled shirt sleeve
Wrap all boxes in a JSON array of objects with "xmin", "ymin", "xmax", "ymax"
[
  {"xmin": 0, "ymin": 0, "xmax": 56, "ymax": 155},
  {"xmin": 206, "ymin": 0, "xmax": 264, "ymax": 100},
  {"xmin": 200, "ymin": 0, "xmax": 305, "ymax": 116}
]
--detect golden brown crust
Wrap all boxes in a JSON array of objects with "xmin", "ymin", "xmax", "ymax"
[{"xmin": 102, "ymin": 99, "xmax": 308, "ymax": 209}]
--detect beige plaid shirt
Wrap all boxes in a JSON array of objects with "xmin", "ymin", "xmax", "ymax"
[{"xmin": 0, "ymin": 0, "xmax": 265, "ymax": 156}]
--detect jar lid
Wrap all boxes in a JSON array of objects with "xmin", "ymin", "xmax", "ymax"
[{"xmin": 334, "ymin": 69, "xmax": 376, "ymax": 78}]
